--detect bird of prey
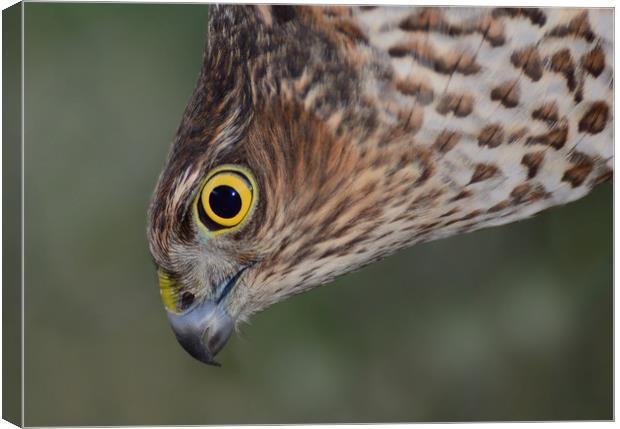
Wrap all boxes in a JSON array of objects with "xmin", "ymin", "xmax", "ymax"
[{"xmin": 147, "ymin": 5, "xmax": 613, "ymax": 365}]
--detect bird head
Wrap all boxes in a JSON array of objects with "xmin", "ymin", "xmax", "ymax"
[
  {"xmin": 146, "ymin": 89, "xmax": 395, "ymax": 363},
  {"xmin": 148, "ymin": 4, "xmax": 614, "ymax": 365},
  {"xmin": 147, "ymin": 6, "xmax": 409, "ymax": 364}
]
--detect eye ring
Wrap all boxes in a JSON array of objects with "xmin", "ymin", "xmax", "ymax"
[{"xmin": 194, "ymin": 165, "xmax": 257, "ymax": 234}]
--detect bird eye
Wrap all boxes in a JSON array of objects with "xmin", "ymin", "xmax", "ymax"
[{"xmin": 196, "ymin": 166, "xmax": 256, "ymax": 232}]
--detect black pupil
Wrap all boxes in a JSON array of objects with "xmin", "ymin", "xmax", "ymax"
[{"xmin": 209, "ymin": 185, "xmax": 242, "ymax": 219}]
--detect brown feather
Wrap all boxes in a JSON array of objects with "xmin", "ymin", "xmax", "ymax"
[{"xmin": 148, "ymin": 6, "xmax": 613, "ymax": 322}]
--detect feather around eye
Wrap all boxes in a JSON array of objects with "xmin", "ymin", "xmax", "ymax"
[{"xmin": 194, "ymin": 165, "xmax": 258, "ymax": 235}]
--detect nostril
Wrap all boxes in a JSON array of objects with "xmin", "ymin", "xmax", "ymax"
[{"xmin": 179, "ymin": 291, "xmax": 195, "ymax": 311}]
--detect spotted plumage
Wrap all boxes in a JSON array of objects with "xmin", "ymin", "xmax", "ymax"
[{"xmin": 147, "ymin": 5, "xmax": 613, "ymax": 364}]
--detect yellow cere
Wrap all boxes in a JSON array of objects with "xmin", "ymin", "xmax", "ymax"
[
  {"xmin": 158, "ymin": 269, "xmax": 180, "ymax": 313},
  {"xmin": 194, "ymin": 164, "xmax": 258, "ymax": 236}
]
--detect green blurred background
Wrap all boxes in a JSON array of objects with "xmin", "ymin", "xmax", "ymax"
[{"xmin": 22, "ymin": 3, "xmax": 612, "ymax": 425}]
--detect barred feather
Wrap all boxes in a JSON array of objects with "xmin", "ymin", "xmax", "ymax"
[{"xmin": 148, "ymin": 5, "xmax": 613, "ymax": 323}]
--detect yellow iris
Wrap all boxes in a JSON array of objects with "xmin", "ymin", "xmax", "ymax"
[{"xmin": 195, "ymin": 165, "xmax": 257, "ymax": 234}]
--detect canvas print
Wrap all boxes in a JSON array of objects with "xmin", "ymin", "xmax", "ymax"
[{"xmin": 3, "ymin": 2, "xmax": 613, "ymax": 425}]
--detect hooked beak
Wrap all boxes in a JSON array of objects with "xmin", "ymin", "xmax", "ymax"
[
  {"xmin": 166, "ymin": 299, "xmax": 233, "ymax": 366},
  {"xmin": 159, "ymin": 265, "xmax": 253, "ymax": 366}
]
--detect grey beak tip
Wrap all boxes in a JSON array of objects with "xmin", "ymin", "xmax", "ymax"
[{"xmin": 167, "ymin": 299, "xmax": 234, "ymax": 366}]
